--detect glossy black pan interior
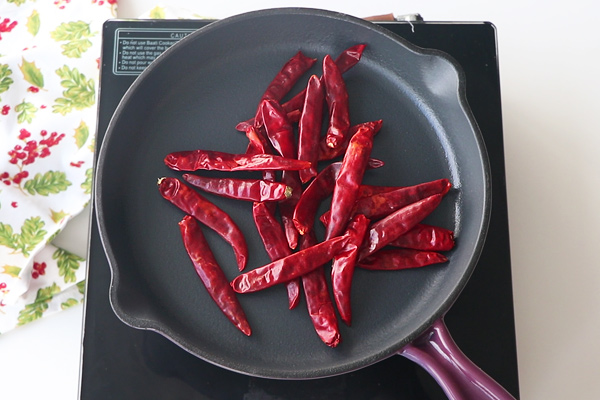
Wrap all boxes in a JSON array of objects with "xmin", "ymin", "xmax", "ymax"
[{"xmin": 95, "ymin": 8, "xmax": 490, "ymax": 379}]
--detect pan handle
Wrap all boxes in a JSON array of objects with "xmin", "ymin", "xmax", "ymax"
[{"xmin": 399, "ymin": 317, "xmax": 516, "ymax": 400}]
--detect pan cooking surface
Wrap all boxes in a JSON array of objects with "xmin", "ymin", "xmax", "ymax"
[{"xmin": 95, "ymin": 8, "xmax": 490, "ymax": 379}]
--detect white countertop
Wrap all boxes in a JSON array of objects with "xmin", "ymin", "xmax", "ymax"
[{"xmin": 2, "ymin": 1, "xmax": 599, "ymax": 399}]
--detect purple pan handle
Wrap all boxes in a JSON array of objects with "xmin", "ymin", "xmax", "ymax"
[{"xmin": 399, "ymin": 317, "xmax": 516, "ymax": 400}]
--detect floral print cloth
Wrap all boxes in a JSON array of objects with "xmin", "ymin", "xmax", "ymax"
[{"xmin": 0, "ymin": 0, "xmax": 117, "ymax": 334}]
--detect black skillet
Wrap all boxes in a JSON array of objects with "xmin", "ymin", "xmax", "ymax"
[{"xmin": 95, "ymin": 8, "xmax": 514, "ymax": 399}]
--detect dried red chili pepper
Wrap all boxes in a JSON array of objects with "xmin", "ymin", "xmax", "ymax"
[
  {"xmin": 357, "ymin": 184, "xmax": 400, "ymax": 198},
  {"xmin": 335, "ymin": 43, "xmax": 366, "ymax": 73},
  {"xmin": 237, "ymin": 44, "xmax": 366, "ymax": 132},
  {"xmin": 164, "ymin": 150, "xmax": 311, "ymax": 172},
  {"xmin": 325, "ymin": 124, "xmax": 377, "ymax": 240},
  {"xmin": 247, "ymin": 51, "xmax": 317, "ymax": 131},
  {"xmin": 331, "ymin": 214, "xmax": 370, "ymax": 326},
  {"xmin": 322, "ymin": 54, "xmax": 351, "ymax": 150},
  {"xmin": 300, "ymin": 231, "xmax": 341, "ymax": 347},
  {"xmin": 323, "ymin": 180, "xmax": 397, "ymax": 225},
  {"xmin": 286, "ymin": 109, "xmax": 301, "ymax": 124},
  {"xmin": 293, "ymin": 159, "xmax": 383, "ymax": 235},
  {"xmin": 244, "ymin": 125, "xmax": 272, "ymax": 156},
  {"xmin": 230, "ymin": 235, "xmax": 348, "ymax": 294},
  {"xmin": 297, "ymin": 75, "xmax": 325, "ymax": 183},
  {"xmin": 281, "ymin": 44, "xmax": 367, "ymax": 116},
  {"xmin": 285, "ymin": 278, "xmax": 301, "ymax": 310},
  {"xmin": 182, "ymin": 174, "xmax": 292, "ymax": 202},
  {"xmin": 293, "ymin": 162, "xmax": 342, "ymax": 235},
  {"xmin": 359, "ymin": 194, "xmax": 444, "ymax": 260},
  {"xmin": 302, "ymin": 267, "xmax": 341, "ymax": 347},
  {"xmin": 157, "ymin": 177, "xmax": 248, "ymax": 271},
  {"xmin": 252, "ymin": 202, "xmax": 300, "ymax": 309},
  {"xmin": 260, "ymin": 99, "xmax": 297, "ymax": 159},
  {"xmin": 237, "ymin": 110, "xmax": 302, "ymax": 133},
  {"xmin": 278, "ymin": 172, "xmax": 302, "ymax": 250},
  {"xmin": 252, "ymin": 202, "xmax": 291, "ymax": 260},
  {"xmin": 260, "ymin": 51, "xmax": 317, "ymax": 103},
  {"xmin": 259, "ymin": 99, "xmax": 303, "ymax": 249},
  {"xmin": 242, "ymin": 125, "xmax": 280, "ymax": 183},
  {"xmin": 352, "ymin": 178, "xmax": 451, "ymax": 220},
  {"xmin": 178, "ymin": 215, "xmax": 252, "ymax": 336},
  {"xmin": 389, "ymin": 223, "xmax": 455, "ymax": 252},
  {"xmin": 358, "ymin": 248, "xmax": 448, "ymax": 270},
  {"xmin": 319, "ymin": 120, "xmax": 383, "ymax": 161}
]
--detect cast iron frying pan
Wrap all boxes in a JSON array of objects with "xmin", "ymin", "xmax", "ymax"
[{"xmin": 95, "ymin": 8, "xmax": 491, "ymax": 380}]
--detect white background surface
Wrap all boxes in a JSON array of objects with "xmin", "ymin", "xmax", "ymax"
[{"xmin": 2, "ymin": 0, "xmax": 599, "ymax": 399}]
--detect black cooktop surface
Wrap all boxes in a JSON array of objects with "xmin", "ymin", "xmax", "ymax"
[{"xmin": 79, "ymin": 19, "xmax": 519, "ymax": 399}]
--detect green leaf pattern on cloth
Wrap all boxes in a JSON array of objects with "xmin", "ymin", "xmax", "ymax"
[
  {"xmin": 6, "ymin": 0, "xmax": 28, "ymax": 6},
  {"xmin": 17, "ymin": 282, "xmax": 61, "ymax": 326},
  {"xmin": 50, "ymin": 209, "xmax": 69, "ymax": 224},
  {"xmin": 0, "ymin": 217, "xmax": 47, "ymax": 257},
  {"xmin": 51, "ymin": 21, "xmax": 94, "ymax": 58},
  {"xmin": 0, "ymin": 0, "xmax": 115, "ymax": 334},
  {"xmin": 19, "ymin": 57, "xmax": 44, "ymax": 88},
  {"xmin": 53, "ymin": 65, "xmax": 95, "ymax": 115},
  {"xmin": 0, "ymin": 64, "xmax": 13, "ymax": 100},
  {"xmin": 60, "ymin": 297, "xmax": 79, "ymax": 310},
  {"xmin": 26, "ymin": 10, "xmax": 40, "ymax": 36},
  {"xmin": 53, "ymin": 247, "xmax": 83, "ymax": 283},
  {"xmin": 76, "ymin": 279, "xmax": 85, "ymax": 295},
  {"xmin": 81, "ymin": 167, "xmax": 93, "ymax": 195},
  {"xmin": 74, "ymin": 120, "xmax": 89, "ymax": 149},
  {"xmin": 1, "ymin": 265, "xmax": 22, "ymax": 278},
  {"xmin": 23, "ymin": 171, "xmax": 72, "ymax": 196},
  {"xmin": 15, "ymin": 99, "xmax": 37, "ymax": 123}
]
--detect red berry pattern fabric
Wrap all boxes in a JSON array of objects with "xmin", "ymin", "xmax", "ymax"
[{"xmin": 0, "ymin": 0, "xmax": 116, "ymax": 333}]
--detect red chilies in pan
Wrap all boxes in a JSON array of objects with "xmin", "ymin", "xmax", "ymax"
[
  {"xmin": 157, "ymin": 177, "xmax": 248, "ymax": 271},
  {"xmin": 259, "ymin": 51, "xmax": 317, "ymax": 103},
  {"xmin": 322, "ymin": 54, "xmax": 351, "ymax": 150},
  {"xmin": 389, "ymin": 223, "xmax": 455, "ymax": 252},
  {"xmin": 358, "ymin": 248, "xmax": 448, "ymax": 271},
  {"xmin": 236, "ymin": 44, "xmax": 366, "ymax": 132},
  {"xmin": 319, "ymin": 120, "xmax": 383, "ymax": 161},
  {"xmin": 293, "ymin": 162, "xmax": 342, "ymax": 235},
  {"xmin": 159, "ymin": 43, "xmax": 457, "ymax": 351},
  {"xmin": 260, "ymin": 99, "xmax": 303, "ymax": 249},
  {"xmin": 252, "ymin": 202, "xmax": 301, "ymax": 309},
  {"xmin": 236, "ymin": 51, "xmax": 315, "ymax": 132},
  {"xmin": 230, "ymin": 235, "xmax": 348, "ymax": 294},
  {"xmin": 300, "ymin": 231, "xmax": 341, "ymax": 347},
  {"xmin": 182, "ymin": 175, "xmax": 292, "ymax": 202},
  {"xmin": 297, "ymin": 75, "xmax": 325, "ymax": 183},
  {"xmin": 281, "ymin": 44, "xmax": 366, "ymax": 117},
  {"xmin": 352, "ymin": 179, "xmax": 451, "ymax": 220},
  {"xmin": 293, "ymin": 158, "xmax": 384, "ymax": 235},
  {"xmin": 359, "ymin": 194, "xmax": 444, "ymax": 260},
  {"xmin": 320, "ymin": 178, "xmax": 451, "ymax": 224},
  {"xmin": 260, "ymin": 99, "xmax": 297, "ymax": 159},
  {"xmin": 178, "ymin": 215, "xmax": 252, "ymax": 336},
  {"xmin": 325, "ymin": 124, "xmax": 377, "ymax": 240},
  {"xmin": 164, "ymin": 150, "xmax": 311, "ymax": 172},
  {"xmin": 331, "ymin": 214, "xmax": 370, "ymax": 326}
]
